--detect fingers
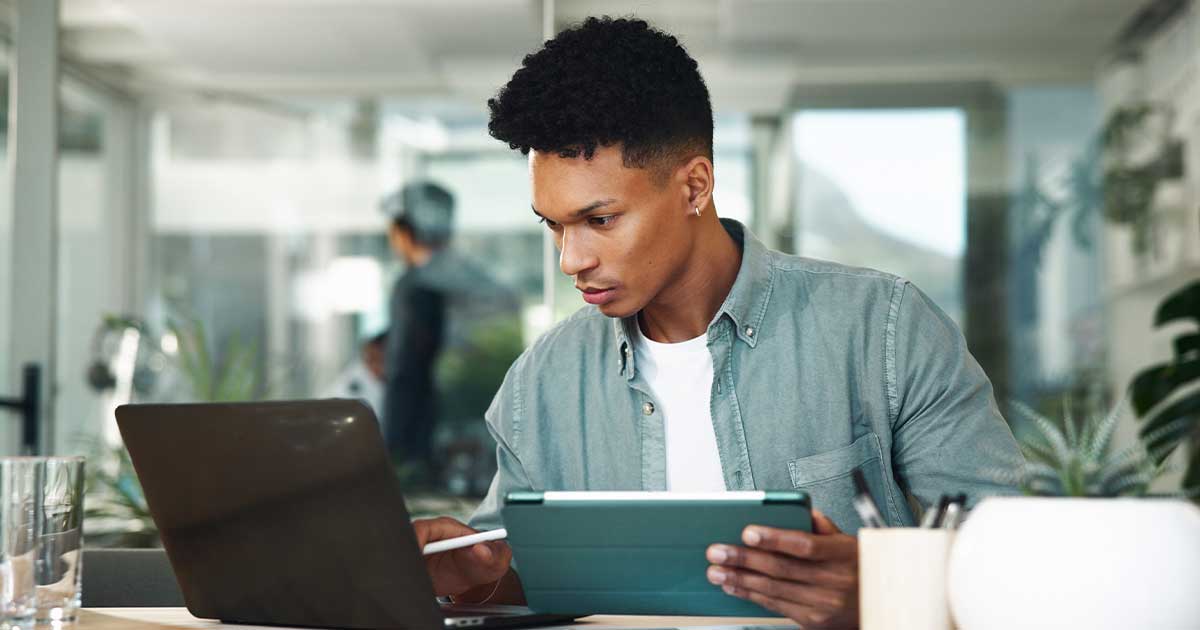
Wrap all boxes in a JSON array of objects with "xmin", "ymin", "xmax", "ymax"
[
  {"xmin": 705, "ymin": 519, "xmax": 860, "ymax": 629},
  {"xmin": 454, "ymin": 540, "xmax": 513, "ymax": 584},
  {"xmin": 413, "ymin": 516, "xmax": 477, "ymax": 546},
  {"xmin": 471, "ymin": 540, "xmax": 512, "ymax": 571},
  {"xmin": 739, "ymin": 523, "xmax": 856, "ymax": 562},
  {"xmin": 706, "ymin": 545, "xmax": 856, "ymax": 590},
  {"xmin": 719, "ymin": 583, "xmax": 846, "ymax": 628},
  {"xmin": 706, "ymin": 564, "xmax": 846, "ymax": 610}
]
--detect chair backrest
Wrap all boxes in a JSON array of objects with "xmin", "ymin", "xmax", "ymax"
[{"xmin": 81, "ymin": 548, "xmax": 185, "ymax": 607}]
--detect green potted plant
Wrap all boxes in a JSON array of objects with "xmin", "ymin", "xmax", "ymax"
[
  {"xmin": 947, "ymin": 400, "xmax": 1200, "ymax": 630},
  {"xmin": 84, "ymin": 316, "xmax": 263, "ymax": 547},
  {"xmin": 1131, "ymin": 280, "xmax": 1200, "ymax": 497}
]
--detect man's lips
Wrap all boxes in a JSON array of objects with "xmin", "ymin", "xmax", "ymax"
[{"xmin": 578, "ymin": 286, "xmax": 618, "ymax": 305}]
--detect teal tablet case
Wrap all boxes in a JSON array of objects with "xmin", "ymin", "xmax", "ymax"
[{"xmin": 501, "ymin": 491, "xmax": 812, "ymax": 617}]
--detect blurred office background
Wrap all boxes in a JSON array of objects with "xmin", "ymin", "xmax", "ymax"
[{"xmin": 0, "ymin": 0, "xmax": 1197, "ymax": 543}]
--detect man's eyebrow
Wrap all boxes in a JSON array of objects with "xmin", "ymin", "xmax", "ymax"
[{"xmin": 531, "ymin": 199, "xmax": 617, "ymax": 220}]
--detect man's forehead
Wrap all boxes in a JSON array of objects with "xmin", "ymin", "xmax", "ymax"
[{"xmin": 530, "ymin": 148, "xmax": 647, "ymax": 212}]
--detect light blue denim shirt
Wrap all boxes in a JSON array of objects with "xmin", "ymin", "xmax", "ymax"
[{"xmin": 470, "ymin": 220, "xmax": 1020, "ymax": 535}]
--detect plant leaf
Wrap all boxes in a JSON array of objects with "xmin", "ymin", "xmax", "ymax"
[
  {"xmin": 1140, "ymin": 408, "xmax": 1200, "ymax": 462},
  {"xmin": 1085, "ymin": 394, "xmax": 1125, "ymax": 461},
  {"xmin": 1103, "ymin": 470, "xmax": 1154, "ymax": 497},
  {"xmin": 1174, "ymin": 333, "xmax": 1200, "ymax": 360},
  {"xmin": 1131, "ymin": 360, "xmax": 1200, "ymax": 416},
  {"xmin": 215, "ymin": 331, "xmax": 257, "ymax": 402},
  {"xmin": 1063, "ymin": 398, "xmax": 1080, "ymax": 451},
  {"xmin": 1095, "ymin": 445, "xmax": 1151, "ymax": 489},
  {"xmin": 1184, "ymin": 441, "xmax": 1200, "ymax": 500},
  {"xmin": 1153, "ymin": 280, "xmax": 1200, "ymax": 329},
  {"xmin": 1020, "ymin": 440, "xmax": 1060, "ymax": 468},
  {"xmin": 1013, "ymin": 400, "xmax": 1073, "ymax": 463}
]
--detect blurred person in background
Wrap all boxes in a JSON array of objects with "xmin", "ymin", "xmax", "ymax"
[
  {"xmin": 381, "ymin": 182, "xmax": 522, "ymax": 489},
  {"xmin": 322, "ymin": 331, "xmax": 387, "ymax": 422},
  {"xmin": 381, "ymin": 181, "xmax": 456, "ymax": 478}
]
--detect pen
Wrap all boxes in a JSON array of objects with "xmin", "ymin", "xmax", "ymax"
[
  {"xmin": 421, "ymin": 528, "xmax": 508, "ymax": 556},
  {"xmin": 940, "ymin": 494, "xmax": 967, "ymax": 530},
  {"xmin": 851, "ymin": 469, "xmax": 886, "ymax": 528},
  {"xmin": 921, "ymin": 494, "xmax": 948, "ymax": 528}
]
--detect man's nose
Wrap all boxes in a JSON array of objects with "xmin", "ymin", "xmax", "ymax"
[{"xmin": 558, "ymin": 229, "xmax": 598, "ymax": 277}]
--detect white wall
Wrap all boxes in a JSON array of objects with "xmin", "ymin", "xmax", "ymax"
[{"xmin": 1098, "ymin": 2, "xmax": 1200, "ymax": 489}]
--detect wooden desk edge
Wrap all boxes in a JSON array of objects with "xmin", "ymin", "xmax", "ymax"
[{"xmin": 78, "ymin": 608, "xmax": 797, "ymax": 630}]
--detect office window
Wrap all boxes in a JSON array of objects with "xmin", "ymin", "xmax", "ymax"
[{"xmin": 792, "ymin": 109, "xmax": 966, "ymax": 323}]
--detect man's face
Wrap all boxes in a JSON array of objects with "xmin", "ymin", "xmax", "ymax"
[
  {"xmin": 530, "ymin": 145, "xmax": 694, "ymax": 318},
  {"xmin": 387, "ymin": 224, "xmax": 413, "ymax": 263}
]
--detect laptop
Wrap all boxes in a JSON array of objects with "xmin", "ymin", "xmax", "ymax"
[{"xmin": 115, "ymin": 399, "xmax": 576, "ymax": 630}]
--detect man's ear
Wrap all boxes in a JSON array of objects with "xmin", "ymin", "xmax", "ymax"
[{"xmin": 679, "ymin": 156, "xmax": 714, "ymax": 215}]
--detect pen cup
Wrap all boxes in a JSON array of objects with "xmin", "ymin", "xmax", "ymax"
[{"xmin": 859, "ymin": 528, "xmax": 956, "ymax": 630}]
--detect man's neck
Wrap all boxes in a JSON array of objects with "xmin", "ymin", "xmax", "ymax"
[{"xmin": 638, "ymin": 211, "xmax": 741, "ymax": 343}]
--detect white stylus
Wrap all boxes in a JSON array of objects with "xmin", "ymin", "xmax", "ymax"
[{"xmin": 421, "ymin": 528, "xmax": 508, "ymax": 556}]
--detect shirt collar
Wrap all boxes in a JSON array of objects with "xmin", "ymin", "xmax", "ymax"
[{"xmin": 614, "ymin": 219, "xmax": 774, "ymax": 379}]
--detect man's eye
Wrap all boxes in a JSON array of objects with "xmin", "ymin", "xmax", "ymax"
[
  {"xmin": 538, "ymin": 217, "xmax": 560, "ymax": 229},
  {"xmin": 589, "ymin": 216, "xmax": 615, "ymax": 227}
]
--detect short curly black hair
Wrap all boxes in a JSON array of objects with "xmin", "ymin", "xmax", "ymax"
[{"xmin": 488, "ymin": 16, "xmax": 713, "ymax": 182}]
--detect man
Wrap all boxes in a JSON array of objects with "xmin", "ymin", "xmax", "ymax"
[
  {"xmin": 382, "ymin": 182, "xmax": 523, "ymax": 484},
  {"xmin": 414, "ymin": 17, "xmax": 1021, "ymax": 628},
  {"xmin": 381, "ymin": 182, "xmax": 456, "ymax": 469}
]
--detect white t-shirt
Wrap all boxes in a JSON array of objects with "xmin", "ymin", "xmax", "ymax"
[{"xmin": 633, "ymin": 324, "xmax": 726, "ymax": 491}]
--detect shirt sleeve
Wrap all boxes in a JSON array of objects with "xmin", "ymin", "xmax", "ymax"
[
  {"xmin": 468, "ymin": 353, "xmax": 536, "ymax": 532},
  {"xmin": 889, "ymin": 282, "xmax": 1024, "ymax": 509}
]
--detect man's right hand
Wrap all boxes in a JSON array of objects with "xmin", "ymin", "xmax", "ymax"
[{"xmin": 413, "ymin": 517, "xmax": 513, "ymax": 598}]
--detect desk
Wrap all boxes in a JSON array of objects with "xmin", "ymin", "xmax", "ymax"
[{"xmin": 77, "ymin": 608, "xmax": 798, "ymax": 630}]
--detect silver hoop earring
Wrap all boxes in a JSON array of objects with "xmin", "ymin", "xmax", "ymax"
[{"xmin": 694, "ymin": 207, "xmax": 701, "ymax": 217}]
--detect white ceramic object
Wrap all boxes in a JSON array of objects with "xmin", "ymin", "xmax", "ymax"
[{"xmin": 948, "ymin": 497, "xmax": 1200, "ymax": 630}]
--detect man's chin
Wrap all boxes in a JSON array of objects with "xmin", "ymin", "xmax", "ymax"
[{"xmin": 595, "ymin": 298, "xmax": 638, "ymax": 319}]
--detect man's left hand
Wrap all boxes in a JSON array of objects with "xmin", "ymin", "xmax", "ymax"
[{"xmin": 706, "ymin": 510, "xmax": 859, "ymax": 629}]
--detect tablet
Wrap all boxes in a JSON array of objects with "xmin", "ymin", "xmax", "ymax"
[{"xmin": 501, "ymin": 491, "xmax": 812, "ymax": 616}]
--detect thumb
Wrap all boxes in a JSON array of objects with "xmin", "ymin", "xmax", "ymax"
[
  {"xmin": 414, "ymin": 517, "xmax": 475, "ymax": 546},
  {"xmin": 812, "ymin": 509, "xmax": 844, "ymax": 535}
]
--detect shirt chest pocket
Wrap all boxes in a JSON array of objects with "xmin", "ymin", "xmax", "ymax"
[{"xmin": 786, "ymin": 432, "xmax": 892, "ymax": 533}]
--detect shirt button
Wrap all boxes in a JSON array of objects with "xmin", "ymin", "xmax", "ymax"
[
  {"xmin": 745, "ymin": 326, "xmax": 755, "ymax": 337},
  {"xmin": 642, "ymin": 402, "xmax": 655, "ymax": 415}
]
